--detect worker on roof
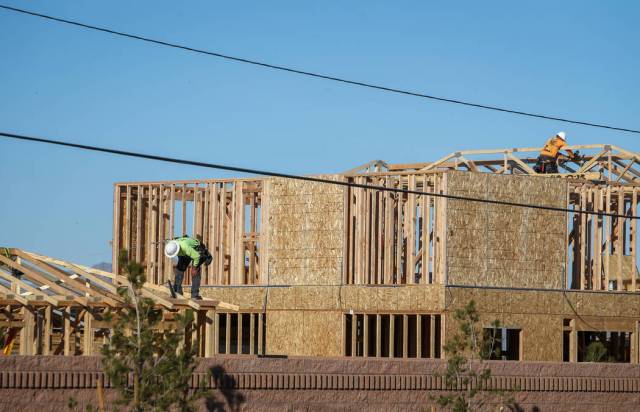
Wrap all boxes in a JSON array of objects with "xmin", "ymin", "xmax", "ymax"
[
  {"xmin": 164, "ymin": 236, "xmax": 212, "ymax": 300},
  {"xmin": 534, "ymin": 132, "xmax": 580, "ymax": 174}
]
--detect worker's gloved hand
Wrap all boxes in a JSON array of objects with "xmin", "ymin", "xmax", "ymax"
[{"xmin": 572, "ymin": 151, "xmax": 584, "ymax": 162}]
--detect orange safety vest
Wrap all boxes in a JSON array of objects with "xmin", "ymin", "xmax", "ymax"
[{"xmin": 540, "ymin": 137, "xmax": 566, "ymax": 158}]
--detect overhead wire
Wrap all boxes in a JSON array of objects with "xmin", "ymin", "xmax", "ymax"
[
  {"xmin": 1, "ymin": 130, "xmax": 637, "ymax": 220},
  {"xmin": 0, "ymin": 4, "xmax": 639, "ymax": 134}
]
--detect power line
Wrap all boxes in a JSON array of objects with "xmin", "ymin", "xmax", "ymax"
[
  {"xmin": 1, "ymin": 130, "xmax": 637, "ymax": 219},
  {"xmin": 1, "ymin": 4, "xmax": 639, "ymax": 134}
]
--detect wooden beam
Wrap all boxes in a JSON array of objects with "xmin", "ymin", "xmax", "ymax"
[
  {"xmin": 83, "ymin": 309, "xmax": 93, "ymax": 355},
  {"xmin": 225, "ymin": 313, "xmax": 231, "ymax": 355},
  {"xmin": 14, "ymin": 249, "xmax": 115, "ymax": 306},
  {"xmin": 402, "ymin": 314, "xmax": 408, "ymax": 358},
  {"xmin": 579, "ymin": 187, "xmax": 587, "ymax": 289},
  {"xmin": 258, "ymin": 312, "xmax": 263, "ymax": 355},
  {"xmin": 64, "ymin": 306, "xmax": 72, "ymax": 356},
  {"xmin": 0, "ymin": 266, "xmax": 59, "ymax": 306},
  {"xmin": 249, "ymin": 312, "xmax": 255, "ymax": 355},
  {"xmin": 0, "ymin": 283, "xmax": 28, "ymax": 305},
  {"xmin": 605, "ymin": 187, "xmax": 611, "ymax": 289},
  {"xmin": 417, "ymin": 314, "xmax": 422, "ymax": 358},
  {"xmin": 214, "ymin": 312, "xmax": 220, "ymax": 355},
  {"xmin": 23, "ymin": 257, "xmax": 120, "ymax": 306},
  {"xmin": 389, "ymin": 314, "xmax": 395, "ymax": 358},
  {"xmin": 407, "ymin": 176, "xmax": 416, "ymax": 284},
  {"xmin": 43, "ymin": 305, "xmax": 52, "ymax": 355},
  {"xmin": 351, "ymin": 313, "xmax": 357, "ymax": 357},
  {"xmin": 216, "ymin": 301, "xmax": 240, "ymax": 311},
  {"xmin": 429, "ymin": 315, "xmax": 436, "ymax": 358},
  {"xmin": 594, "ymin": 188, "xmax": 603, "ymax": 290},
  {"xmin": 507, "ymin": 153, "xmax": 537, "ymax": 174},
  {"xmin": 632, "ymin": 188, "xmax": 638, "ymax": 292},
  {"xmin": 363, "ymin": 314, "xmax": 369, "ymax": 357},
  {"xmin": 237, "ymin": 312, "xmax": 243, "ymax": 354},
  {"xmin": 1, "ymin": 254, "xmax": 89, "ymax": 304},
  {"xmin": 19, "ymin": 306, "xmax": 35, "ymax": 355},
  {"xmin": 617, "ymin": 190, "xmax": 624, "ymax": 291},
  {"xmin": 376, "ymin": 314, "xmax": 381, "ymax": 357},
  {"xmin": 112, "ymin": 185, "xmax": 122, "ymax": 281}
]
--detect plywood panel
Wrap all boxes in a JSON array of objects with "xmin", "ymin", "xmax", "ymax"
[
  {"xmin": 266, "ymin": 310, "xmax": 303, "ymax": 355},
  {"xmin": 446, "ymin": 171, "xmax": 567, "ymax": 289},
  {"xmin": 303, "ymin": 311, "xmax": 343, "ymax": 356},
  {"xmin": 446, "ymin": 287, "xmax": 640, "ymax": 362},
  {"xmin": 267, "ymin": 176, "xmax": 345, "ymax": 285}
]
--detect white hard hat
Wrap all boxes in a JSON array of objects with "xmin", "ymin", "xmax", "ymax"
[
  {"xmin": 164, "ymin": 240, "xmax": 180, "ymax": 258},
  {"xmin": 556, "ymin": 131, "xmax": 566, "ymax": 141}
]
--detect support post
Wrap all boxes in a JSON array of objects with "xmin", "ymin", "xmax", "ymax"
[
  {"xmin": 64, "ymin": 306, "xmax": 71, "ymax": 356},
  {"xmin": 83, "ymin": 308, "xmax": 93, "ymax": 356},
  {"xmin": 43, "ymin": 305, "xmax": 52, "ymax": 355}
]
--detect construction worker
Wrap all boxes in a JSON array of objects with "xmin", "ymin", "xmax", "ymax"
[
  {"xmin": 164, "ymin": 236, "xmax": 212, "ymax": 300},
  {"xmin": 534, "ymin": 132, "xmax": 580, "ymax": 174}
]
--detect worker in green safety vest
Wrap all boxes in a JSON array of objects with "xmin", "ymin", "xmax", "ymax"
[{"xmin": 164, "ymin": 236, "xmax": 212, "ymax": 300}]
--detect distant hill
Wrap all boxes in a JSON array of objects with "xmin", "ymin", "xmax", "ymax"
[{"xmin": 92, "ymin": 262, "xmax": 112, "ymax": 272}]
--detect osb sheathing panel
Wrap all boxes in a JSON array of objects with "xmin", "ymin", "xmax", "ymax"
[
  {"xmin": 200, "ymin": 287, "xmax": 266, "ymax": 310},
  {"xmin": 266, "ymin": 310, "xmax": 343, "ymax": 356},
  {"xmin": 448, "ymin": 287, "xmax": 640, "ymax": 318},
  {"xmin": 201, "ymin": 285, "xmax": 445, "ymax": 312},
  {"xmin": 446, "ymin": 288, "xmax": 640, "ymax": 362},
  {"xmin": 267, "ymin": 310, "xmax": 304, "ymax": 355},
  {"xmin": 265, "ymin": 176, "xmax": 345, "ymax": 285},
  {"xmin": 561, "ymin": 291, "xmax": 640, "ymax": 318},
  {"xmin": 446, "ymin": 171, "xmax": 567, "ymax": 289},
  {"xmin": 301, "ymin": 311, "xmax": 343, "ymax": 356},
  {"xmin": 444, "ymin": 299, "xmax": 563, "ymax": 361}
]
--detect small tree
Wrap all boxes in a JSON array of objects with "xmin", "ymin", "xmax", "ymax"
[
  {"xmin": 101, "ymin": 251, "xmax": 208, "ymax": 411},
  {"xmin": 584, "ymin": 340, "xmax": 608, "ymax": 362},
  {"xmin": 435, "ymin": 300, "xmax": 514, "ymax": 412}
]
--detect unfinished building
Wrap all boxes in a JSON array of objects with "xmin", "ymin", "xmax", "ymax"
[
  {"xmin": 3, "ymin": 144, "xmax": 639, "ymax": 363},
  {"xmin": 104, "ymin": 143, "xmax": 640, "ymax": 363}
]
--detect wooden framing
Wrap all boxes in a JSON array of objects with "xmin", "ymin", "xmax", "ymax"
[
  {"xmin": 213, "ymin": 312, "xmax": 264, "ymax": 356},
  {"xmin": 370, "ymin": 144, "xmax": 640, "ymax": 184},
  {"xmin": 112, "ymin": 145, "xmax": 640, "ymax": 292},
  {"xmin": 567, "ymin": 183, "xmax": 640, "ymax": 291},
  {"xmin": 113, "ymin": 180, "xmax": 263, "ymax": 286},
  {"xmin": 342, "ymin": 174, "xmax": 444, "ymax": 285},
  {"xmin": 0, "ymin": 249, "xmax": 237, "ymax": 356},
  {"xmin": 344, "ymin": 312, "xmax": 442, "ymax": 359}
]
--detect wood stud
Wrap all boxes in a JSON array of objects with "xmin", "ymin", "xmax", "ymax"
[
  {"xmin": 344, "ymin": 313, "xmax": 442, "ymax": 359},
  {"xmin": 113, "ymin": 180, "xmax": 263, "ymax": 285}
]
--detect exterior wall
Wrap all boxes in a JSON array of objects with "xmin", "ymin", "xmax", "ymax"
[
  {"xmin": 446, "ymin": 287, "xmax": 640, "ymax": 362},
  {"xmin": 445, "ymin": 171, "xmax": 567, "ymax": 289},
  {"xmin": 2, "ymin": 356, "xmax": 639, "ymax": 412},
  {"xmin": 265, "ymin": 176, "xmax": 345, "ymax": 285},
  {"xmin": 199, "ymin": 284, "xmax": 445, "ymax": 356}
]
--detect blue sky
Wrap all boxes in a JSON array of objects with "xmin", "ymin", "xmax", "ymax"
[{"xmin": 1, "ymin": 1, "xmax": 638, "ymax": 265}]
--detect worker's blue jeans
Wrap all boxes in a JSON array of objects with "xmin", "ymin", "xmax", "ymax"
[{"xmin": 173, "ymin": 257, "xmax": 201, "ymax": 298}]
